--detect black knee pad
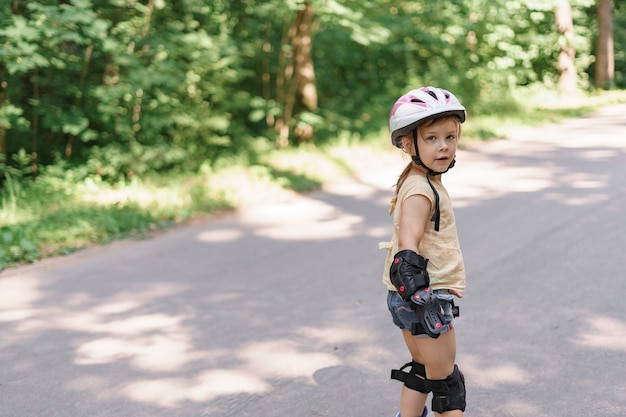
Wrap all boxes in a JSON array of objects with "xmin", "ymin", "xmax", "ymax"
[
  {"xmin": 425, "ymin": 365, "xmax": 466, "ymax": 413},
  {"xmin": 390, "ymin": 361, "xmax": 428, "ymax": 393}
]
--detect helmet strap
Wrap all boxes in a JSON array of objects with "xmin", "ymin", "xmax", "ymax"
[
  {"xmin": 411, "ymin": 129, "xmax": 423, "ymax": 166},
  {"xmin": 410, "ymin": 128, "xmax": 456, "ymax": 232},
  {"xmin": 426, "ymin": 173, "xmax": 441, "ymax": 231}
]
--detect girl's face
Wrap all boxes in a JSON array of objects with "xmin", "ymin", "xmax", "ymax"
[{"xmin": 406, "ymin": 118, "xmax": 460, "ymax": 173}]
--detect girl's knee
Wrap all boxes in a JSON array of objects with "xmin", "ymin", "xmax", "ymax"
[{"xmin": 424, "ymin": 362, "xmax": 456, "ymax": 380}]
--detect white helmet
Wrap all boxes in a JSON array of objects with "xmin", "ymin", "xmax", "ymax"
[{"xmin": 389, "ymin": 86, "xmax": 466, "ymax": 147}]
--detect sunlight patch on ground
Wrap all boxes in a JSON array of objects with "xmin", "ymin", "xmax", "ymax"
[
  {"xmin": 0, "ymin": 277, "xmax": 200, "ymax": 374},
  {"xmin": 559, "ymin": 172, "xmax": 608, "ymax": 190},
  {"xmin": 123, "ymin": 370, "xmax": 270, "ymax": 407},
  {"xmin": 240, "ymin": 197, "xmax": 363, "ymax": 240},
  {"xmin": 66, "ymin": 309, "xmax": 199, "ymax": 372},
  {"xmin": 545, "ymin": 172, "xmax": 611, "ymax": 205},
  {"xmin": 462, "ymin": 355, "xmax": 530, "ymax": 388},
  {"xmin": 0, "ymin": 274, "xmax": 44, "ymax": 324},
  {"xmin": 545, "ymin": 191, "xmax": 610, "ymax": 206},
  {"xmin": 59, "ymin": 310, "xmax": 184, "ymax": 335},
  {"xmin": 296, "ymin": 325, "xmax": 366, "ymax": 345},
  {"xmin": 447, "ymin": 161, "xmax": 554, "ymax": 208},
  {"xmin": 123, "ymin": 378, "xmax": 193, "ymax": 407},
  {"xmin": 76, "ymin": 331, "xmax": 193, "ymax": 371},
  {"xmin": 0, "ymin": 274, "xmax": 43, "ymax": 313},
  {"xmin": 116, "ymin": 335, "xmax": 347, "ymax": 407},
  {"xmin": 196, "ymin": 228, "xmax": 244, "ymax": 243},
  {"xmin": 0, "ymin": 307, "xmax": 36, "ymax": 322},
  {"xmin": 91, "ymin": 299, "xmax": 142, "ymax": 315},
  {"xmin": 579, "ymin": 149, "xmax": 619, "ymax": 159},
  {"xmin": 187, "ymin": 369, "xmax": 271, "ymax": 402},
  {"xmin": 346, "ymin": 344, "xmax": 393, "ymax": 372},
  {"xmin": 444, "ymin": 142, "xmax": 619, "ymax": 209},
  {"xmin": 238, "ymin": 339, "xmax": 342, "ymax": 382},
  {"xmin": 294, "ymin": 325, "xmax": 388, "ymax": 372},
  {"xmin": 576, "ymin": 315, "xmax": 626, "ymax": 351},
  {"xmin": 323, "ymin": 181, "xmax": 378, "ymax": 199},
  {"xmin": 366, "ymin": 225, "xmax": 391, "ymax": 239}
]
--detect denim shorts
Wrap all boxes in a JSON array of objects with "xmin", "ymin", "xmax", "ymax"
[{"xmin": 387, "ymin": 290, "xmax": 456, "ymax": 337}]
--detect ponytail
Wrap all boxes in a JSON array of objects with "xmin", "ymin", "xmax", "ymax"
[{"xmin": 389, "ymin": 162, "xmax": 413, "ymax": 215}]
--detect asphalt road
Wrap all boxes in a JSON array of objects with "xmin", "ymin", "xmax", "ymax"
[{"xmin": 1, "ymin": 105, "xmax": 626, "ymax": 417}]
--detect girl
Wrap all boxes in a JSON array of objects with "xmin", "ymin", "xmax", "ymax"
[{"xmin": 380, "ymin": 87, "xmax": 467, "ymax": 417}]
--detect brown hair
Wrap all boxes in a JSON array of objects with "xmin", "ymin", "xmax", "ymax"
[{"xmin": 389, "ymin": 116, "xmax": 462, "ymax": 215}]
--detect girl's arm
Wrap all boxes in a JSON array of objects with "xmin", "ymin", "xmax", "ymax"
[
  {"xmin": 398, "ymin": 194, "xmax": 431, "ymax": 252},
  {"xmin": 397, "ymin": 193, "xmax": 463, "ymax": 299}
]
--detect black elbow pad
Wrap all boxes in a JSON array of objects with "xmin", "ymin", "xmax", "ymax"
[{"xmin": 389, "ymin": 249, "xmax": 430, "ymax": 300}]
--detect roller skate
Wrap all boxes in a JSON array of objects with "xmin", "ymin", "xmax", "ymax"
[{"xmin": 395, "ymin": 406, "xmax": 428, "ymax": 417}]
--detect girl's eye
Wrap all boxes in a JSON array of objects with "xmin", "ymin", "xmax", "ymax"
[
  {"xmin": 426, "ymin": 136, "xmax": 436, "ymax": 141},
  {"xmin": 447, "ymin": 135, "xmax": 457, "ymax": 140}
]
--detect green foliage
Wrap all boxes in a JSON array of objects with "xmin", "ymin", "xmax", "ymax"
[
  {"xmin": 0, "ymin": 225, "xmax": 39, "ymax": 269},
  {"xmin": 1, "ymin": 0, "xmax": 623, "ymax": 178},
  {"xmin": 1, "ymin": 0, "xmax": 625, "ymax": 268}
]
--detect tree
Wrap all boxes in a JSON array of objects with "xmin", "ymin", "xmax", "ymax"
[
  {"xmin": 276, "ymin": 1, "xmax": 317, "ymax": 147},
  {"xmin": 555, "ymin": 0, "xmax": 578, "ymax": 95},
  {"xmin": 0, "ymin": 0, "xmax": 622, "ymax": 187},
  {"xmin": 595, "ymin": 0, "xmax": 614, "ymax": 89}
]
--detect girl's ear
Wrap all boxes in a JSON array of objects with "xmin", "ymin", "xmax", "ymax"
[{"xmin": 401, "ymin": 134, "xmax": 416, "ymax": 155}]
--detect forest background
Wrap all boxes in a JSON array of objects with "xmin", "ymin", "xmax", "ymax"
[{"xmin": 0, "ymin": 0, "xmax": 624, "ymax": 269}]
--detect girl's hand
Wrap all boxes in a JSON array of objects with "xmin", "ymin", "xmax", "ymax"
[{"xmin": 449, "ymin": 289, "xmax": 464, "ymax": 299}]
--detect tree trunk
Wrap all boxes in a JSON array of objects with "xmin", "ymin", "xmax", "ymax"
[
  {"xmin": 142, "ymin": 0, "xmax": 155, "ymax": 39},
  {"xmin": 0, "ymin": 77, "xmax": 6, "ymax": 161},
  {"xmin": 555, "ymin": 0, "xmax": 578, "ymax": 96},
  {"xmin": 293, "ymin": 1, "xmax": 317, "ymax": 113},
  {"xmin": 595, "ymin": 0, "xmax": 614, "ymax": 89},
  {"xmin": 32, "ymin": 68, "xmax": 39, "ymax": 174},
  {"xmin": 276, "ymin": 1, "xmax": 317, "ymax": 147},
  {"xmin": 274, "ymin": 15, "xmax": 291, "ymax": 148},
  {"xmin": 2, "ymin": 2, "xmax": 20, "ymax": 164}
]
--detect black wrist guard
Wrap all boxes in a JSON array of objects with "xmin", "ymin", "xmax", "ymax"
[{"xmin": 389, "ymin": 250, "xmax": 430, "ymax": 301}]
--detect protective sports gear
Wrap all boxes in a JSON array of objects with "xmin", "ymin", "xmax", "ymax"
[
  {"xmin": 394, "ymin": 407, "xmax": 428, "ymax": 417},
  {"xmin": 410, "ymin": 288, "xmax": 447, "ymax": 338},
  {"xmin": 390, "ymin": 250, "xmax": 451, "ymax": 338},
  {"xmin": 389, "ymin": 250, "xmax": 429, "ymax": 301},
  {"xmin": 394, "ymin": 406, "xmax": 428, "ymax": 417},
  {"xmin": 425, "ymin": 365, "xmax": 466, "ymax": 413},
  {"xmin": 390, "ymin": 361, "xmax": 428, "ymax": 393},
  {"xmin": 389, "ymin": 86, "xmax": 466, "ymax": 148}
]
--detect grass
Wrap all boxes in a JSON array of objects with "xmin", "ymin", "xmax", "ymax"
[
  {"xmin": 0, "ymin": 144, "xmax": 349, "ymax": 270},
  {"xmin": 1, "ymin": 89, "xmax": 626, "ymax": 270}
]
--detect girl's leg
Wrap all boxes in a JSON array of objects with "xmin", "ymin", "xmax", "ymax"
[
  {"xmin": 416, "ymin": 328, "xmax": 463, "ymax": 417},
  {"xmin": 417, "ymin": 327, "xmax": 457, "ymax": 380},
  {"xmin": 400, "ymin": 330, "xmax": 429, "ymax": 417},
  {"xmin": 400, "ymin": 385, "xmax": 428, "ymax": 417}
]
